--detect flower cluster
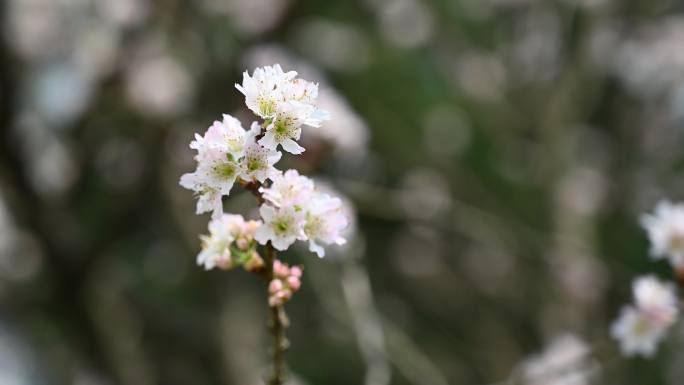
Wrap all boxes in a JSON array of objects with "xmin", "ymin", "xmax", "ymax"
[
  {"xmin": 180, "ymin": 115, "xmax": 281, "ymax": 218},
  {"xmin": 180, "ymin": 64, "xmax": 349, "ymax": 307},
  {"xmin": 236, "ymin": 64, "xmax": 329, "ymax": 155},
  {"xmin": 268, "ymin": 260, "xmax": 303, "ymax": 307},
  {"xmin": 197, "ymin": 214, "xmax": 264, "ymax": 271},
  {"xmin": 255, "ymin": 170, "xmax": 348, "ymax": 257},
  {"xmin": 611, "ymin": 200, "xmax": 684, "ymax": 357}
]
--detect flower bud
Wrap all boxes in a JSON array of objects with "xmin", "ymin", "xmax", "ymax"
[
  {"xmin": 273, "ymin": 260, "xmax": 289, "ymax": 278},
  {"xmin": 236, "ymin": 238, "xmax": 249, "ymax": 250},
  {"xmin": 269, "ymin": 279, "xmax": 284, "ymax": 294},
  {"xmin": 290, "ymin": 266, "xmax": 303, "ymax": 278},
  {"xmin": 287, "ymin": 276, "xmax": 301, "ymax": 291},
  {"xmin": 216, "ymin": 253, "xmax": 233, "ymax": 270},
  {"xmin": 244, "ymin": 251, "xmax": 264, "ymax": 272}
]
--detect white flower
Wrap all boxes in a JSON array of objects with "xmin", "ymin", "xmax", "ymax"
[
  {"xmin": 254, "ymin": 205, "xmax": 305, "ymax": 251},
  {"xmin": 641, "ymin": 200, "xmax": 684, "ymax": 267},
  {"xmin": 633, "ymin": 275, "xmax": 679, "ymax": 327},
  {"xmin": 260, "ymin": 169, "xmax": 315, "ymax": 208},
  {"xmin": 280, "ymin": 78, "xmax": 330, "ymax": 126},
  {"xmin": 235, "ymin": 64, "xmax": 296, "ymax": 119},
  {"xmin": 197, "ymin": 214, "xmax": 237, "ymax": 270},
  {"xmin": 180, "ymin": 115, "xmax": 247, "ymax": 218},
  {"xmin": 303, "ymin": 193, "xmax": 348, "ymax": 257},
  {"xmin": 180, "ymin": 146, "xmax": 241, "ymax": 218},
  {"xmin": 239, "ymin": 122, "xmax": 282, "ymax": 183},
  {"xmin": 259, "ymin": 101, "xmax": 310, "ymax": 154},
  {"xmin": 611, "ymin": 306, "xmax": 668, "ymax": 358},
  {"xmin": 191, "ymin": 114, "xmax": 247, "ymax": 158}
]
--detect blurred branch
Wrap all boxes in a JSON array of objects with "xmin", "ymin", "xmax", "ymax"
[
  {"xmin": 306, "ymin": 245, "xmax": 449, "ymax": 385},
  {"xmin": 339, "ymin": 246, "xmax": 392, "ymax": 385}
]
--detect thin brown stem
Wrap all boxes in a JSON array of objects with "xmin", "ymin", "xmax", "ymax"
[
  {"xmin": 240, "ymin": 178, "xmax": 290, "ymax": 384},
  {"xmin": 265, "ymin": 243, "xmax": 289, "ymax": 385}
]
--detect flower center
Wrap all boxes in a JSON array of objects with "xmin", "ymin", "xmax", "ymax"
[
  {"xmin": 258, "ymin": 98, "xmax": 276, "ymax": 116},
  {"xmin": 305, "ymin": 215, "xmax": 323, "ymax": 237},
  {"xmin": 247, "ymin": 156, "xmax": 263, "ymax": 172},
  {"xmin": 274, "ymin": 217, "xmax": 292, "ymax": 235},
  {"xmin": 632, "ymin": 316, "xmax": 652, "ymax": 337},
  {"xmin": 274, "ymin": 120, "xmax": 289, "ymax": 136},
  {"xmin": 213, "ymin": 163, "xmax": 237, "ymax": 179}
]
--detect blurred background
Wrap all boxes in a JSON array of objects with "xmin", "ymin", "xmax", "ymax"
[{"xmin": 1, "ymin": 0, "xmax": 684, "ymax": 384}]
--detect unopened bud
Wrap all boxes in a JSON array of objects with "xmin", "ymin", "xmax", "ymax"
[
  {"xmin": 290, "ymin": 266, "xmax": 303, "ymax": 278},
  {"xmin": 216, "ymin": 253, "xmax": 233, "ymax": 270},
  {"xmin": 269, "ymin": 279, "xmax": 284, "ymax": 294},
  {"xmin": 236, "ymin": 238, "xmax": 249, "ymax": 250},
  {"xmin": 244, "ymin": 251, "xmax": 264, "ymax": 272},
  {"xmin": 273, "ymin": 260, "xmax": 289, "ymax": 278},
  {"xmin": 287, "ymin": 276, "xmax": 301, "ymax": 291}
]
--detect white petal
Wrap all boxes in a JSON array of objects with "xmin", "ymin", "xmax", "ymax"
[
  {"xmin": 281, "ymin": 139, "xmax": 305, "ymax": 154},
  {"xmin": 179, "ymin": 172, "xmax": 199, "ymax": 190},
  {"xmin": 259, "ymin": 131, "xmax": 278, "ymax": 150},
  {"xmin": 259, "ymin": 204, "xmax": 276, "ymax": 221},
  {"xmin": 272, "ymin": 236, "xmax": 294, "ymax": 251},
  {"xmin": 309, "ymin": 241, "xmax": 325, "ymax": 258},
  {"xmin": 255, "ymin": 225, "xmax": 274, "ymax": 245}
]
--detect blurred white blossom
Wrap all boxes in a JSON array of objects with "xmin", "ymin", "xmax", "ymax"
[
  {"xmin": 201, "ymin": 0, "xmax": 290, "ymax": 37},
  {"xmin": 611, "ymin": 276, "xmax": 679, "ymax": 358},
  {"xmin": 521, "ymin": 334, "xmax": 598, "ymax": 385},
  {"xmin": 125, "ymin": 49, "xmax": 194, "ymax": 118},
  {"xmin": 641, "ymin": 200, "xmax": 684, "ymax": 267},
  {"xmin": 376, "ymin": 0, "xmax": 434, "ymax": 49},
  {"xmin": 293, "ymin": 19, "xmax": 371, "ymax": 73},
  {"xmin": 615, "ymin": 18, "xmax": 684, "ymax": 97}
]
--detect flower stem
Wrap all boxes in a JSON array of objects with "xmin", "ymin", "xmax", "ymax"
[
  {"xmin": 240, "ymin": 179, "xmax": 290, "ymax": 384},
  {"xmin": 265, "ymin": 243, "xmax": 289, "ymax": 385}
]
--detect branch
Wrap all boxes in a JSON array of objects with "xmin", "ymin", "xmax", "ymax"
[
  {"xmin": 241, "ymin": 179, "xmax": 290, "ymax": 385},
  {"xmin": 265, "ymin": 243, "xmax": 289, "ymax": 385}
]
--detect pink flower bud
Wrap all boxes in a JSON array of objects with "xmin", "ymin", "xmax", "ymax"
[
  {"xmin": 244, "ymin": 251, "xmax": 264, "ymax": 272},
  {"xmin": 216, "ymin": 253, "xmax": 232, "ymax": 270},
  {"xmin": 273, "ymin": 260, "xmax": 289, "ymax": 278},
  {"xmin": 269, "ymin": 279, "xmax": 283, "ymax": 294},
  {"xmin": 290, "ymin": 266, "xmax": 303, "ymax": 278},
  {"xmin": 236, "ymin": 238, "xmax": 249, "ymax": 250},
  {"xmin": 287, "ymin": 276, "xmax": 301, "ymax": 291}
]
